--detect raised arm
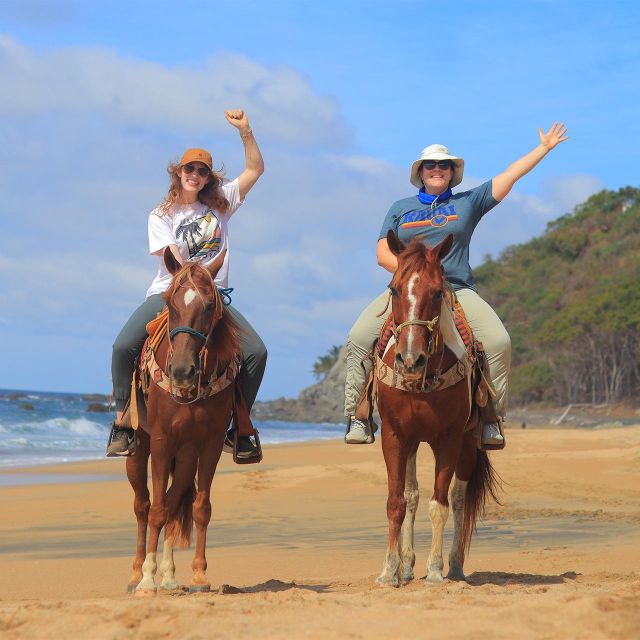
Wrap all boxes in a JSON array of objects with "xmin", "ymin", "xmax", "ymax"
[
  {"xmin": 224, "ymin": 109, "xmax": 265, "ymax": 200},
  {"xmin": 491, "ymin": 122, "xmax": 569, "ymax": 201}
]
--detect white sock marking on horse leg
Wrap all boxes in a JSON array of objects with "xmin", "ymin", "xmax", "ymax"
[
  {"xmin": 426, "ymin": 500, "xmax": 449, "ymax": 583},
  {"xmin": 183, "ymin": 288, "xmax": 197, "ymax": 307},
  {"xmin": 136, "ymin": 552, "xmax": 158, "ymax": 592},
  {"xmin": 406, "ymin": 273, "xmax": 419, "ymax": 354},
  {"xmin": 448, "ymin": 478, "xmax": 468, "ymax": 578},
  {"xmin": 160, "ymin": 537, "xmax": 178, "ymax": 589},
  {"xmin": 399, "ymin": 450, "xmax": 419, "ymax": 583}
]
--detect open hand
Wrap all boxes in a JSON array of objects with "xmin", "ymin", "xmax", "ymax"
[
  {"xmin": 539, "ymin": 122, "xmax": 569, "ymax": 150},
  {"xmin": 224, "ymin": 109, "xmax": 249, "ymax": 130}
]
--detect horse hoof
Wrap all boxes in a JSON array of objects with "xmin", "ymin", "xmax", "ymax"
[
  {"xmin": 126, "ymin": 583, "xmax": 138, "ymax": 594},
  {"xmin": 375, "ymin": 575, "xmax": 399, "ymax": 588},
  {"xmin": 189, "ymin": 584, "xmax": 211, "ymax": 593},
  {"xmin": 399, "ymin": 570, "xmax": 415, "ymax": 585},
  {"xmin": 134, "ymin": 588, "xmax": 157, "ymax": 597},
  {"xmin": 425, "ymin": 572, "xmax": 444, "ymax": 584},
  {"xmin": 160, "ymin": 581, "xmax": 180, "ymax": 591},
  {"xmin": 446, "ymin": 567, "xmax": 466, "ymax": 582}
]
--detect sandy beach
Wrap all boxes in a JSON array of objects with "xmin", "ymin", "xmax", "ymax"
[{"xmin": 0, "ymin": 426, "xmax": 638, "ymax": 639}]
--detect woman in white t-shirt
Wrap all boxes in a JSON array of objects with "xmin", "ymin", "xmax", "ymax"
[{"xmin": 107, "ymin": 110, "xmax": 265, "ymax": 461}]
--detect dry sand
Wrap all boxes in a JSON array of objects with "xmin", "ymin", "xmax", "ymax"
[{"xmin": 0, "ymin": 426, "xmax": 638, "ymax": 639}]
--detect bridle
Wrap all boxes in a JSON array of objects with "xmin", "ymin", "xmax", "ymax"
[{"xmin": 166, "ymin": 283, "xmax": 233, "ymax": 404}]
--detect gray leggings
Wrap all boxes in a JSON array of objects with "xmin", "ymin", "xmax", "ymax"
[{"xmin": 111, "ymin": 294, "xmax": 267, "ymax": 413}]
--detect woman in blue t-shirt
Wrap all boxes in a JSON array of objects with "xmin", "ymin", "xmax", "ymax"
[{"xmin": 344, "ymin": 123, "xmax": 569, "ymax": 446}]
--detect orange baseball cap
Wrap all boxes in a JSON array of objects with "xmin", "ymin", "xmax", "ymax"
[{"xmin": 179, "ymin": 148, "xmax": 212, "ymax": 170}]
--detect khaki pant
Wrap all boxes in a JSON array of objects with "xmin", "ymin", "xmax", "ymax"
[{"xmin": 344, "ymin": 288, "xmax": 511, "ymax": 418}]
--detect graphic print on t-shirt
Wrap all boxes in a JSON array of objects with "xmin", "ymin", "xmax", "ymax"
[
  {"xmin": 175, "ymin": 210, "xmax": 222, "ymax": 259},
  {"xmin": 400, "ymin": 204, "xmax": 458, "ymax": 229}
]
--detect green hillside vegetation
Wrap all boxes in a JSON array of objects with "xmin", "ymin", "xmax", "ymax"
[{"xmin": 474, "ymin": 187, "xmax": 640, "ymax": 405}]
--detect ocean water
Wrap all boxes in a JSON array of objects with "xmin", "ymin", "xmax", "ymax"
[{"xmin": 0, "ymin": 389, "xmax": 343, "ymax": 469}]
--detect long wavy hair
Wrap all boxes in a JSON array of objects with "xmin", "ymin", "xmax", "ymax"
[{"xmin": 156, "ymin": 160, "xmax": 230, "ymax": 216}]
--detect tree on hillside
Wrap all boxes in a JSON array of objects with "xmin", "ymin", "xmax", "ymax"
[
  {"xmin": 474, "ymin": 186, "xmax": 640, "ymax": 405},
  {"xmin": 312, "ymin": 345, "xmax": 342, "ymax": 380}
]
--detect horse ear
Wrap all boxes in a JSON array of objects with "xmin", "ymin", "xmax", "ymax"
[
  {"xmin": 387, "ymin": 230, "xmax": 405, "ymax": 256},
  {"xmin": 207, "ymin": 249, "xmax": 227, "ymax": 279},
  {"xmin": 434, "ymin": 234, "xmax": 454, "ymax": 261},
  {"xmin": 164, "ymin": 247, "xmax": 181, "ymax": 275}
]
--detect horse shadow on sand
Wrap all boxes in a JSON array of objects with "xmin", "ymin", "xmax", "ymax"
[
  {"xmin": 215, "ymin": 579, "xmax": 331, "ymax": 595},
  {"xmin": 463, "ymin": 570, "xmax": 580, "ymax": 586}
]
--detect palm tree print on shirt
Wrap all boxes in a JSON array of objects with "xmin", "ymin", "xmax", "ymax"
[{"xmin": 176, "ymin": 212, "xmax": 222, "ymax": 259}]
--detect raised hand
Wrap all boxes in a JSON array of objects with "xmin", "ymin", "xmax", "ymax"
[
  {"xmin": 224, "ymin": 109, "xmax": 250, "ymax": 130},
  {"xmin": 538, "ymin": 122, "xmax": 569, "ymax": 150}
]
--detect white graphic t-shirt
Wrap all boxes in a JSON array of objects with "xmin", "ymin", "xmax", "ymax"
[{"xmin": 145, "ymin": 179, "xmax": 243, "ymax": 297}]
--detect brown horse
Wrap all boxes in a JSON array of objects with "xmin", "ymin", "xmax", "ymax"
[
  {"xmin": 126, "ymin": 248, "xmax": 242, "ymax": 594},
  {"xmin": 375, "ymin": 231, "xmax": 500, "ymax": 586}
]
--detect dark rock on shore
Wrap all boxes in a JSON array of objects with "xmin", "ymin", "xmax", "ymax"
[
  {"xmin": 20, "ymin": 402, "xmax": 34, "ymax": 411},
  {"xmin": 252, "ymin": 347, "xmax": 347, "ymax": 424},
  {"xmin": 87, "ymin": 403, "xmax": 111, "ymax": 413}
]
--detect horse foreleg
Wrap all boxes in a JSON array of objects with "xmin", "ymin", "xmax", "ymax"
[
  {"xmin": 136, "ymin": 435, "xmax": 171, "ymax": 595},
  {"xmin": 376, "ymin": 429, "xmax": 408, "ymax": 587},
  {"xmin": 446, "ymin": 477, "xmax": 468, "ymax": 581},
  {"xmin": 190, "ymin": 441, "xmax": 222, "ymax": 593},
  {"xmin": 126, "ymin": 430, "xmax": 150, "ymax": 594},
  {"xmin": 398, "ymin": 446, "xmax": 419, "ymax": 584}
]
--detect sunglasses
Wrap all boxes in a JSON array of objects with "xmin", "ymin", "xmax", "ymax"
[
  {"xmin": 182, "ymin": 164, "xmax": 211, "ymax": 177},
  {"xmin": 422, "ymin": 160, "xmax": 453, "ymax": 171}
]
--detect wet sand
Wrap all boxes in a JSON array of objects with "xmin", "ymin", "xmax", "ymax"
[{"xmin": 0, "ymin": 427, "xmax": 638, "ymax": 639}]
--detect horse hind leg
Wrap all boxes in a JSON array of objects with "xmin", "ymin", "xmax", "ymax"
[
  {"xmin": 398, "ymin": 446, "xmax": 419, "ymax": 584},
  {"xmin": 159, "ymin": 534, "xmax": 179, "ymax": 591},
  {"xmin": 446, "ymin": 477, "xmax": 468, "ymax": 581},
  {"xmin": 425, "ymin": 498, "xmax": 449, "ymax": 583}
]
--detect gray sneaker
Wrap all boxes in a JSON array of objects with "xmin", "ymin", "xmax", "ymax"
[
  {"xmin": 345, "ymin": 417, "xmax": 375, "ymax": 444},
  {"xmin": 106, "ymin": 424, "xmax": 136, "ymax": 457},
  {"xmin": 481, "ymin": 422, "xmax": 504, "ymax": 446}
]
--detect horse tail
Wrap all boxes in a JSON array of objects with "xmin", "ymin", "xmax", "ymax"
[
  {"xmin": 165, "ymin": 459, "xmax": 196, "ymax": 549},
  {"xmin": 462, "ymin": 450, "xmax": 502, "ymax": 553}
]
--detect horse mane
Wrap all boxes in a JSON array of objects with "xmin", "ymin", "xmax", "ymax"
[
  {"xmin": 163, "ymin": 262, "xmax": 242, "ymax": 365},
  {"xmin": 395, "ymin": 239, "xmax": 443, "ymax": 280}
]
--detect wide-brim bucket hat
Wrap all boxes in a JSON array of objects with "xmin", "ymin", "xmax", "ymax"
[{"xmin": 410, "ymin": 144, "xmax": 464, "ymax": 189}]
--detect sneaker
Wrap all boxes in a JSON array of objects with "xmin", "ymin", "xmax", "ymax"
[
  {"xmin": 222, "ymin": 428, "xmax": 260, "ymax": 459},
  {"xmin": 345, "ymin": 417, "xmax": 375, "ymax": 444},
  {"xmin": 106, "ymin": 424, "xmax": 136, "ymax": 457},
  {"xmin": 481, "ymin": 422, "xmax": 504, "ymax": 446}
]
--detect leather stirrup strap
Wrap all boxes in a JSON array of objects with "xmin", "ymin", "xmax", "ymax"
[{"xmin": 233, "ymin": 378, "xmax": 256, "ymax": 438}]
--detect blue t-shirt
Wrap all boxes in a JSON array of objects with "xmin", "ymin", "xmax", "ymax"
[{"xmin": 379, "ymin": 180, "xmax": 499, "ymax": 291}]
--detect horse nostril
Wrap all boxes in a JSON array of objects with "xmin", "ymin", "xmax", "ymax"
[
  {"xmin": 415, "ymin": 354, "xmax": 426, "ymax": 368},
  {"xmin": 395, "ymin": 352, "xmax": 404, "ymax": 366}
]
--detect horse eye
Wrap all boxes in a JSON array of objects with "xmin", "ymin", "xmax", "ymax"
[
  {"xmin": 389, "ymin": 286, "xmax": 399, "ymax": 297},
  {"xmin": 434, "ymin": 290, "xmax": 443, "ymax": 301}
]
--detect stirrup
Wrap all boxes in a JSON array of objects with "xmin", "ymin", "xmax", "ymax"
[{"xmin": 233, "ymin": 428, "xmax": 263, "ymax": 465}]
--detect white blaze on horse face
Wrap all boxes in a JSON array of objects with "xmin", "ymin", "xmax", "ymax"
[
  {"xmin": 407, "ymin": 272, "xmax": 419, "ymax": 353},
  {"xmin": 184, "ymin": 288, "xmax": 197, "ymax": 307}
]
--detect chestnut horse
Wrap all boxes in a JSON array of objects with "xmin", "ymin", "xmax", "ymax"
[
  {"xmin": 126, "ymin": 248, "xmax": 242, "ymax": 594},
  {"xmin": 376, "ymin": 231, "xmax": 500, "ymax": 586}
]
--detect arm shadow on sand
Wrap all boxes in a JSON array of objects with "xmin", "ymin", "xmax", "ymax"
[
  {"xmin": 463, "ymin": 571, "xmax": 580, "ymax": 586},
  {"xmin": 217, "ymin": 579, "xmax": 331, "ymax": 595}
]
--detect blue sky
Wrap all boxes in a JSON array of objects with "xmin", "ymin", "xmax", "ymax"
[{"xmin": 1, "ymin": 1, "xmax": 638, "ymax": 399}]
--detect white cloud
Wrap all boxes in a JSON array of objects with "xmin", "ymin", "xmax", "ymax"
[{"xmin": 0, "ymin": 35, "xmax": 348, "ymax": 147}]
